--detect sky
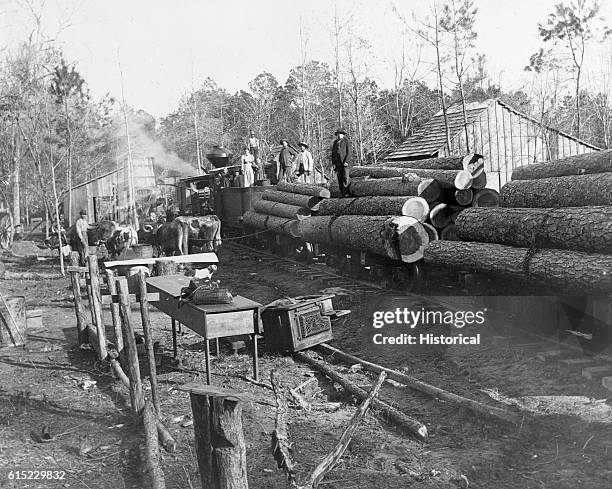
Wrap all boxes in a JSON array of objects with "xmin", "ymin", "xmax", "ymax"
[{"xmin": 1, "ymin": 0, "xmax": 612, "ymax": 117}]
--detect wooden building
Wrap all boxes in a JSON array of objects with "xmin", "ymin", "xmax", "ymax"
[
  {"xmin": 386, "ymin": 99, "xmax": 600, "ymax": 190},
  {"xmin": 64, "ymin": 157, "xmax": 158, "ymax": 224}
]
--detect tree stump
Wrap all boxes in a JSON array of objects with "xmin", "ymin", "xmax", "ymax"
[{"xmin": 179, "ymin": 383, "xmax": 248, "ymax": 489}]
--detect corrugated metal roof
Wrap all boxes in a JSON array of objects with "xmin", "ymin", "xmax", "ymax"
[{"xmin": 387, "ymin": 101, "xmax": 489, "ymax": 159}]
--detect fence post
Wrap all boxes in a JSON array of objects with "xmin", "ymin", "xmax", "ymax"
[
  {"xmin": 117, "ymin": 276, "xmax": 145, "ymax": 414},
  {"xmin": 69, "ymin": 252, "xmax": 88, "ymax": 344},
  {"xmin": 105, "ymin": 269, "xmax": 124, "ymax": 361},
  {"xmin": 138, "ymin": 270, "xmax": 160, "ymax": 414},
  {"xmin": 86, "ymin": 254, "xmax": 107, "ymax": 359}
]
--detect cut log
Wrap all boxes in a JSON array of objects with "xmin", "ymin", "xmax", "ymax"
[
  {"xmin": 384, "ymin": 153, "xmax": 481, "ymax": 171},
  {"xmin": 317, "ymin": 196, "xmax": 429, "ymax": 221},
  {"xmin": 317, "ymin": 343, "xmax": 517, "ymax": 424},
  {"xmin": 429, "ymin": 203, "xmax": 452, "ymax": 229},
  {"xmin": 262, "ymin": 190, "xmax": 322, "ymax": 210},
  {"xmin": 421, "ymin": 222, "xmax": 439, "ymax": 241},
  {"xmin": 276, "ymin": 181, "xmax": 331, "ymax": 198},
  {"xmin": 423, "ymin": 241, "xmax": 612, "ymax": 294},
  {"xmin": 449, "ymin": 206, "xmax": 467, "ymax": 223},
  {"xmin": 453, "ymin": 170, "xmax": 474, "ymax": 190},
  {"xmin": 439, "ymin": 223, "xmax": 457, "ymax": 241},
  {"xmin": 340, "ymin": 176, "xmax": 422, "ymax": 197},
  {"xmin": 511, "ymin": 149, "xmax": 612, "ymax": 180},
  {"xmin": 253, "ymin": 199, "xmax": 310, "ymax": 220},
  {"xmin": 297, "ymin": 215, "xmax": 428, "ymax": 263},
  {"xmin": 417, "ymin": 178, "xmax": 441, "ymax": 203},
  {"xmin": 352, "ymin": 167, "xmax": 470, "ymax": 190},
  {"xmin": 402, "ymin": 197, "xmax": 430, "ymax": 222},
  {"xmin": 470, "ymin": 172, "xmax": 487, "ymax": 190},
  {"xmin": 454, "ymin": 188, "xmax": 473, "ymax": 206},
  {"xmin": 463, "ymin": 155, "xmax": 485, "ymax": 178},
  {"xmin": 243, "ymin": 211, "xmax": 299, "ymax": 237},
  {"xmin": 500, "ymin": 173, "xmax": 612, "ymax": 208},
  {"xmin": 472, "ymin": 189, "xmax": 500, "ymax": 207},
  {"xmin": 455, "ymin": 206, "xmax": 612, "ymax": 254},
  {"xmin": 294, "ymin": 351, "xmax": 427, "ymax": 440}
]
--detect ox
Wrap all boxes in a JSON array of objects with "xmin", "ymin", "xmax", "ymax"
[
  {"xmin": 107, "ymin": 224, "xmax": 138, "ymax": 258},
  {"xmin": 155, "ymin": 219, "xmax": 189, "ymax": 256}
]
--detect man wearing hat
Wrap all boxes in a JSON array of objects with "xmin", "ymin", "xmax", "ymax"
[
  {"xmin": 278, "ymin": 139, "xmax": 297, "ymax": 182},
  {"xmin": 74, "ymin": 209, "xmax": 90, "ymax": 265},
  {"xmin": 294, "ymin": 142, "xmax": 314, "ymax": 183},
  {"xmin": 331, "ymin": 128, "xmax": 352, "ymax": 197}
]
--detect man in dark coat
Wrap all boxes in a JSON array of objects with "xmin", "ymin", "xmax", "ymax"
[
  {"xmin": 331, "ymin": 128, "xmax": 352, "ymax": 197},
  {"xmin": 278, "ymin": 139, "xmax": 297, "ymax": 182}
]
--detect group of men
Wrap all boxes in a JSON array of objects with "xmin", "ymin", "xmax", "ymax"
[{"xmin": 247, "ymin": 127, "xmax": 352, "ymax": 195}]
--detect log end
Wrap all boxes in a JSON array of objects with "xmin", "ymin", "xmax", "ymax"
[
  {"xmin": 401, "ymin": 197, "xmax": 430, "ymax": 222},
  {"xmin": 417, "ymin": 178, "xmax": 441, "ymax": 204},
  {"xmin": 386, "ymin": 217, "xmax": 429, "ymax": 263},
  {"xmin": 454, "ymin": 170, "xmax": 475, "ymax": 191}
]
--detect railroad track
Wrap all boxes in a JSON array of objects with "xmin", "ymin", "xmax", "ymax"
[{"xmin": 223, "ymin": 240, "xmax": 612, "ymax": 393}]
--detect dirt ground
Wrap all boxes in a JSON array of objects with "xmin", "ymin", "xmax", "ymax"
[{"xmin": 0, "ymin": 243, "xmax": 611, "ymax": 489}]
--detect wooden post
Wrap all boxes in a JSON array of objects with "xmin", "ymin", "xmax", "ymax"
[
  {"xmin": 106, "ymin": 269, "xmax": 124, "ymax": 360},
  {"xmin": 143, "ymin": 400, "xmax": 166, "ymax": 489},
  {"xmin": 117, "ymin": 277, "xmax": 145, "ymax": 414},
  {"xmin": 138, "ymin": 271, "xmax": 160, "ymax": 415},
  {"xmin": 87, "ymin": 254, "xmax": 107, "ymax": 360},
  {"xmin": 179, "ymin": 383, "xmax": 248, "ymax": 489},
  {"xmin": 68, "ymin": 253, "xmax": 88, "ymax": 344}
]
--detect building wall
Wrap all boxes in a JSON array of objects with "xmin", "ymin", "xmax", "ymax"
[{"xmin": 441, "ymin": 101, "xmax": 596, "ymax": 191}]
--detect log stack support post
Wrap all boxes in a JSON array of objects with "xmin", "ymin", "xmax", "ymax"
[{"xmin": 180, "ymin": 383, "xmax": 249, "ymax": 489}]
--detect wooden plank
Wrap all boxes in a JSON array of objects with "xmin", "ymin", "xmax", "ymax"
[
  {"xmin": 101, "ymin": 293, "xmax": 160, "ymax": 305},
  {"xmin": 104, "ymin": 252, "xmax": 218, "ymax": 268},
  {"xmin": 66, "ymin": 265, "xmax": 88, "ymax": 273}
]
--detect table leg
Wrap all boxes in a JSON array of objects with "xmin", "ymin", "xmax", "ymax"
[
  {"xmin": 205, "ymin": 339, "xmax": 211, "ymax": 385},
  {"xmin": 171, "ymin": 318, "xmax": 177, "ymax": 359},
  {"xmin": 177, "ymin": 322, "xmax": 182, "ymax": 334},
  {"xmin": 215, "ymin": 338, "xmax": 220, "ymax": 356},
  {"xmin": 252, "ymin": 334, "xmax": 259, "ymax": 381}
]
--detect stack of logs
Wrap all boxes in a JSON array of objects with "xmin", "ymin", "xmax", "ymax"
[
  {"xmin": 312, "ymin": 154, "xmax": 498, "ymax": 260},
  {"xmin": 423, "ymin": 150, "xmax": 612, "ymax": 294},
  {"xmin": 242, "ymin": 181, "xmax": 329, "ymax": 238}
]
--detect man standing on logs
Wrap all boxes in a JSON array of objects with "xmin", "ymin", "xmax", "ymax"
[
  {"xmin": 332, "ymin": 128, "xmax": 352, "ymax": 197},
  {"xmin": 278, "ymin": 139, "xmax": 297, "ymax": 183},
  {"xmin": 295, "ymin": 142, "xmax": 314, "ymax": 183}
]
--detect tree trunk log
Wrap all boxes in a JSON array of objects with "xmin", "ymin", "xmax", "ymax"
[
  {"xmin": 261, "ymin": 190, "xmax": 322, "ymax": 210},
  {"xmin": 417, "ymin": 179, "xmax": 441, "ymax": 203},
  {"xmin": 439, "ymin": 223, "xmax": 457, "ymax": 241},
  {"xmin": 317, "ymin": 196, "xmax": 428, "ymax": 221},
  {"xmin": 294, "ymin": 352, "xmax": 427, "ymax": 440},
  {"xmin": 317, "ymin": 343, "xmax": 516, "ymax": 423},
  {"xmin": 297, "ymin": 215, "xmax": 428, "ymax": 263},
  {"xmin": 243, "ymin": 211, "xmax": 299, "ymax": 237},
  {"xmin": 472, "ymin": 189, "xmax": 499, "ymax": 207},
  {"xmin": 454, "ymin": 188, "xmax": 473, "ymax": 206},
  {"xmin": 340, "ymin": 176, "xmax": 422, "ymax": 197},
  {"xmin": 500, "ymin": 173, "xmax": 612, "ymax": 208},
  {"xmin": 384, "ymin": 154, "xmax": 478, "ymax": 170},
  {"xmin": 421, "ymin": 223, "xmax": 439, "ymax": 242},
  {"xmin": 351, "ymin": 167, "xmax": 472, "ymax": 190},
  {"xmin": 511, "ymin": 149, "xmax": 612, "ymax": 180},
  {"xmin": 455, "ymin": 206, "xmax": 612, "ymax": 253},
  {"xmin": 423, "ymin": 241, "xmax": 612, "ymax": 294},
  {"xmin": 471, "ymin": 172, "xmax": 487, "ymax": 190},
  {"xmin": 276, "ymin": 181, "xmax": 330, "ymax": 198},
  {"xmin": 253, "ymin": 200, "xmax": 310, "ymax": 220},
  {"xmin": 429, "ymin": 203, "xmax": 452, "ymax": 229}
]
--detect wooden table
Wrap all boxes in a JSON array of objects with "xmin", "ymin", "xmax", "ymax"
[{"xmin": 147, "ymin": 274, "xmax": 261, "ymax": 384}]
